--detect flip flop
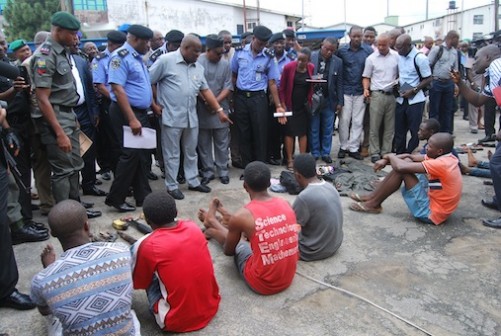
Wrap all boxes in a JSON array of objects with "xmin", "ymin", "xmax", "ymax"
[
  {"xmin": 349, "ymin": 202, "xmax": 382, "ymax": 214},
  {"xmin": 348, "ymin": 192, "xmax": 365, "ymax": 202}
]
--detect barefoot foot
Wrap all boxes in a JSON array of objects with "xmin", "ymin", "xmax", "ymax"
[{"xmin": 41, "ymin": 244, "xmax": 56, "ymax": 268}]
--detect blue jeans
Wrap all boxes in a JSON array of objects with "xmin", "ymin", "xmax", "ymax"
[
  {"xmin": 309, "ymin": 99, "xmax": 334, "ymax": 157},
  {"xmin": 401, "ymin": 174, "xmax": 433, "ymax": 224},
  {"xmin": 429, "ymin": 79, "xmax": 455, "ymax": 134},
  {"xmin": 394, "ymin": 100, "xmax": 425, "ymax": 154},
  {"xmin": 470, "ymin": 161, "xmax": 491, "ymax": 178}
]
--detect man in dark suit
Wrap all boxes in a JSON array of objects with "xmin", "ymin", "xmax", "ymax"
[
  {"xmin": 68, "ymin": 39, "xmax": 105, "ymax": 220},
  {"xmin": 309, "ymin": 37, "xmax": 343, "ymax": 163}
]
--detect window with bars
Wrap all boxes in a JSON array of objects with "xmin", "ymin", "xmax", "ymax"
[
  {"xmin": 73, "ymin": 0, "xmax": 107, "ymax": 11},
  {"xmin": 473, "ymin": 15, "xmax": 483, "ymax": 25}
]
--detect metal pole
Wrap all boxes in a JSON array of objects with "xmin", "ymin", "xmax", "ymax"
[
  {"xmin": 243, "ymin": 0, "xmax": 247, "ymax": 32},
  {"xmin": 301, "ymin": 0, "xmax": 304, "ymax": 31},
  {"xmin": 425, "ymin": 0, "xmax": 428, "ymax": 20},
  {"xmin": 495, "ymin": 0, "xmax": 499, "ymax": 32},
  {"xmin": 257, "ymin": 0, "xmax": 260, "ymax": 25},
  {"xmin": 344, "ymin": 0, "xmax": 347, "ymax": 39}
]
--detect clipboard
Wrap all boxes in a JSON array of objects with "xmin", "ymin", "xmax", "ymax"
[{"xmin": 79, "ymin": 131, "xmax": 92, "ymax": 157}]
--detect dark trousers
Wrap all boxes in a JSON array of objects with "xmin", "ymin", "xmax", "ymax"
[
  {"xmin": 484, "ymin": 98, "xmax": 497, "ymax": 138},
  {"xmin": 429, "ymin": 79, "xmax": 454, "ymax": 134},
  {"xmin": 106, "ymin": 102, "xmax": 152, "ymax": 206},
  {"xmin": 96, "ymin": 98, "xmax": 116, "ymax": 173},
  {"xmin": 234, "ymin": 91, "xmax": 269, "ymax": 166},
  {"xmin": 0, "ymin": 163, "xmax": 19, "ymax": 300},
  {"xmin": 9, "ymin": 121, "xmax": 32, "ymax": 222},
  {"xmin": 491, "ymin": 142, "xmax": 501, "ymax": 209},
  {"xmin": 394, "ymin": 100, "xmax": 425, "ymax": 154},
  {"xmin": 267, "ymin": 101, "xmax": 282, "ymax": 161},
  {"xmin": 74, "ymin": 103, "xmax": 97, "ymax": 191}
]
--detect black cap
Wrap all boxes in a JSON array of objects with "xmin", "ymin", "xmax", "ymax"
[
  {"xmin": 205, "ymin": 34, "xmax": 223, "ymax": 49},
  {"xmin": 253, "ymin": 25, "xmax": 272, "ymax": 42},
  {"xmin": 282, "ymin": 29, "xmax": 296, "ymax": 38},
  {"xmin": 165, "ymin": 29, "xmax": 184, "ymax": 43},
  {"xmin": 241, "ymin": 32, "xmax": 252, "ymax": 40},
  {"xmin": 107, "ymin": 30, "xmax": 127, "ymax": 44},
  {"xmin": 269, "ymin": 32, "xmax": 285, "ymax": 44},
  {"xmin": 127, "ymin": 24, "xmax": 153, "ymax": 39}
]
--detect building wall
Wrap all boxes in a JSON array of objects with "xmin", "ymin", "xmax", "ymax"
[
  {"xmin": 404, "ymin": 4, "xmax": 500, "ymax": 42},
  {"xmin": 107, "ymin": 0, "xmax": 291, "ymax": 36}
]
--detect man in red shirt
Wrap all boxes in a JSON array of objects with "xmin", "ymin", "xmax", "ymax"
[
  {"xmin": 131, "ymin": 191, "xmax": 220, "ymax": 332},
  {"xmin": 203, "ymin": 161, "xmax": 299, "ymax": 295},
  {"xmin": 348, "ymin": 133, "xmax": 462, "ymax": 225}
]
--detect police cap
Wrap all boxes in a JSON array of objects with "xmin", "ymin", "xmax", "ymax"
[
  {"xmin": 107, "ymin": 30, "xmax": 127, "ymax": 44},
  {"xmin": 127, "ymin": 24, "xmax": 153, "ymax": 40},
  {"xmin": 205, "ymin": 34, "xmax": 223, "ymax": 49},
  {"xmin": 241, "ymin": 32, "xmax": 252, "ymax": 40},
  {"xmin": 253, "ymin": 25, "xmax": 272, "ymax": 42},
  {"xmin": 9, "ymin": 39, "xmax": 26, "ymax": 52},
  {"xmin": 51, "ymin": 11, "xmax": 81, "ymax": 31},
  {"xmin": 269, "ymin": 32, "xmax": 285, "ymax": 44},
  {"xmin": 165, "ymin": 30, "xmax": 184, "ymax": 43},
  {"xmin": 282, "ymin": 29, "xmax": 296, "ymax": 38}
]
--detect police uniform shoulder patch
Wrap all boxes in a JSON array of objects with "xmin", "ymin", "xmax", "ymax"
[
  {"xmin": 95, "ymin": 52, "xmax": 105, "ymax": 60},
  {"xmin": 39, "ymin": 43, "xmax": 51, "ymax": 56},
  {"xmin": 234, "ymin": 45, "xmax": 244, "ymax": 52},
  {"xmin": 35, "ymin": 57, "xmax": 48, "ymax": 75},
  {"xmin": 118, "ymin": 49, "xmax": 129, "ymax": 57},
  {"xmin": 110, "ymin": 57, "xmax": 121, "ymax": 69},
  {"xmin": 264, "ymin": 48, "xmax": 274, "ymax": 58},
  {"xmin": 91, "ymin": 61, "xmax": 98, "ymax": 71},
  {"xmin": 149, "ymin": 48, "xmax": 163, "ymax": 62},
  {"xmin": 287, "ymin": 52, "xmax": 297, "ymax": 60}
]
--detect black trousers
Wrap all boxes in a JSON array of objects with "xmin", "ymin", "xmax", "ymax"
[
  {"xmin": 96, "ymin": 98, "xmax": 117, "ymax": 173},
  {"xmin": 484, "ymin": 98, "xmax": 497, "ymax": 137},
  {"xmin": 75, "ymin": 104, "xmax": 98, "ymax": 191},
  {"xmin": 267, "ymin": 101, "xmax": 282, "ymax": 161},
  {"xmin": 0, "ymin": 162, "xmax": 18, "ymax": 300},
  {"xmin": 106, "ymin": 102, "xmax": 152, "ymax": 205},
  {"xmin": 234, "ymin": 91, "xmax": 269, "ymax": 166}
]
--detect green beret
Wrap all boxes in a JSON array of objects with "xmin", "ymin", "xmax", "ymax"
[
  {"xmin": 51, "ymin": 11, "xmax": 81, "ymax": 31},
  {"xmin": 10, "ymin": 39, "xmax": 26, "ymax": 52}
]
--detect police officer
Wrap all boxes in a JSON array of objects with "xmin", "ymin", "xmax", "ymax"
[
  {"xmin": 31, "ymin": 12, "xmax": 84, "ymax": 204},
  {"xmin": 147, "ymin": 29, "xmax": 185, "ymax": 67},
  {"xmin": 231, "ymin": 25, "xmax": 284, "ymax": 167},
  {"xmin": 283, "ymin": 29, "xmax": 299, "ymax": 60},
  {"xmin": 104, "ymin": 24, "xmax": 153, "ymax": 213},
  {"xmin": 92, "ymin": 30, "xmax": 126, "ymax": 178}
]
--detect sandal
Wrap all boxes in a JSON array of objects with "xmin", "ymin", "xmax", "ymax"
[
  {"xmin": 349, "ymin": 201, "xmax": 382, "ymax": 214},
  {"xmin": 287, "ymin": 160, "xmax": 294, "ymax": 171},
  {"xmin": 348, "ymin": 192, "xmax": 366, "ymax": 202}
]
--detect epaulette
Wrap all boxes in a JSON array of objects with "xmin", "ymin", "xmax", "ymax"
[
  {"xmin": 149, "ymin": 48, "xmax": 164, "ymax": 63},
  {"xmin": 95, "ymin": 52, "xmax": 107, "ymax": 60},
  {"xmin": 287, "ymin": 51, "xmax": 297, "ymax": 60},
  {"xmin": 264, "ymin": 48, "xmax": 275, "ymax": 58},
  {"xmin": 234, "ymin": 45, "xmax": 244, "ymax": 52},
  {"xmin": 39, "ymin": 43, "xmax": 51, "ymax": 56},
  {"xmin": 118, "ymin": 49, "xmax": 129, "ymax": 57}
]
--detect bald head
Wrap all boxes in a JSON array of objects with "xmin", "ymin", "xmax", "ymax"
[
  {"xmin": 395, "ymin": 34, "xmax": 412, "ymax": 56},
  {"xmin": 48, "ymin": 200, "xmax": 88, "ymax": 238},
  {"xmin": 430, "ymin": 132, "xmax": 454, "ymax": 155},
  {"xmin": 423, "ymin": 36, "xmax": 433, "ymax": 49},
  {"xmin": 388, "ymin": 28, "xmax": 403, "ymax": 49},
  {"xmin": 180, "ymin": 34, "xmax": 202, "ymax": 64},
  {"xmin": 376, "ymin": 33, "xmax": 391, "ymax": 55}
]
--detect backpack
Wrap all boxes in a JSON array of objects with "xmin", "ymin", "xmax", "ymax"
[{"xmin": 279, "ymin": 170, "xmax": 302, "ymax": 195}]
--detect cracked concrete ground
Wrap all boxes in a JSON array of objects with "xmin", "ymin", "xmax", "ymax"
[{"xmin": 1, "ymin": 114, "xmax": 500, "ymax": 335}]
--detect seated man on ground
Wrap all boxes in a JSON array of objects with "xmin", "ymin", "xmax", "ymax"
[
  {"xmin": 349, "ymin": 133, "xmax": 462, "ymax": 225},
  {"xmin": 202, "ymin": 161, "xmax": 299, "ymax": 295},
  {"xmin": 30, "ymin": 200, "xmax": 140, "ymax": 336},
  {"xmin": 292, "ymin": 154, "xmax": 343, "ymax": 261},
  {"xmin": 131, "ymin": 191, "xmax": 220, "ymax": 333}
]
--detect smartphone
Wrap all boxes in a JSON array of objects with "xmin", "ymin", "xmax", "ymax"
[{"xmin": 18, "ymin": 66, "xmax": 29, "ymax": 85}]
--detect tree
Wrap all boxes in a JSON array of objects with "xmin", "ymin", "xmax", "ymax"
[{"xmin": 3, "ymin": 0, "xmax": 61, "ymax": 41}]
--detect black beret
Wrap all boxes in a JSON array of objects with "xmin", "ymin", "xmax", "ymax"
[
  {"xmin": 165, "ymin": 30, "xmax": 184, "ymax": 43},
  {"xmin": 241, "ymin": 32, "xmax": 252, "ymax": 40},
  {"xmin": 51, "ymin": 11, "xmax": 81, "ymax": 31},
  {"xmin": 282, "ymin": 29, "xmax": 296, "ymax": 38},
  {"xmin": 205, "ymin": 34, "xmax": 223, "ymax": 49},
  {"xmin": 269, "ymin": 32, "xmax": 285, "ymax": 44},
  {"xmin": 107, "ymin": 30, "xmax": 127, "ymax": 44},
  {"xmin": 127, "ymin": 24, "xmax": 153, "ymax": 39},
  {"xmin": 253, "ymin": 25, "xmax": 272, "ymax": 42}
]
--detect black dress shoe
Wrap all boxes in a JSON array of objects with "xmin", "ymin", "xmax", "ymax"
[
  {"xmin": 94, "ymin": 179, "xmax": 103, "ymax": 186},
  {"xmin": 266, "ymin": 158, "xmax": 281, "ymax": 166},
  {"xmin": 105, "ymin": 200, "xmax": 136, "ymax": 212},
  {"xmin": 201, "ymin": 176, "xmax": 215, "ymax": 185},
  {"xmin": 24, "ymin": 221, "xmax": 48, "ymax": 233},
  {"xmin": 147, "ymin": 171, "xmax": 159, "ymax": 180},
  {"xmin": 0, "ymin": 289, "xmax": 36, "ymax": 310},
  {"xmin": 349, "ymin": 151, "xmax": 364, "ymax": 160},
  {"xmin": 11, "ymin": 225, "xmax": 49, "ymax": 245},
  {"xmin": 478, "ymin": 134, "xmax": 496, "ymax": 143},
  {"xmin": 482, "ymin": 217, "xmax": 501, "ymax": 228},
  {"xmin": 177, "ymin": 175, "xmax": 186, "ymax": 184},
  {"xmin": 82, "ymin": 186, "xmax": 108, "ymax": 197},
  {"xmin": 168, "ymin": 189, "xmax": 185, "ymax": 200},
  {"xmin": 101, "ymin": 171, "xmax": 112, "ymax": 181},
  {"xmin": 322, "ymin": 156, "xmax": 333, "ymax": 164},
  {"xmin": 81, "ymin": 201, "xmax": 94, "ymax": 209},
  {"xmin": 220, "ymin": 176, "xmax": 230, "ymax": 184},
  {"xmin": 86, "ymin": 209, "xmax": 102, "ymax": 218},
  {"xmin": 338, "ymin": 149, "xmax": 346, "ymax": 159},
  {"xmin": 481, "ymin": 199, "xmax": 500, "ymax": 211},
  {"xmin": 189, "ymin": 184, "xmax": 211, "ymax": 193}
]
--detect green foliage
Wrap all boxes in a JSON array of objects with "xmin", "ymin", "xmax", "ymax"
[{"xmin": 3, "ymin": 0, "xmax": 61, "ymax": 41}]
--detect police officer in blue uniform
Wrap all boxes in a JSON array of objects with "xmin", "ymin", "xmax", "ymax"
[
  {"xmin": 283, "ymin": 29, "xmax": 299, "ymax": 61},
  {"xmin": 147, "ymin": 29, "xmax": 184, "ymax": 68},
  {"xmin": 105, "ymin": 24, "xmax": 154, "ymax": 212},
  {"xmin": 92, "ymin": 30, "xmax": 126, "ymax": 176},
  {"xmin": 231, "ymin": 25, "xmax": 285, "ymax": 167}
]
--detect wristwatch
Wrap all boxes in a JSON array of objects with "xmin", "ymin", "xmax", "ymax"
[{"xmin": 412, "ymin": 87, "xmax": 419, "ymax": 94}]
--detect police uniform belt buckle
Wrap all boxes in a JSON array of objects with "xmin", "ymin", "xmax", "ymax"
[{"xmin": 245, "ymin": 91, "xmax": 251, "ymax": 98}]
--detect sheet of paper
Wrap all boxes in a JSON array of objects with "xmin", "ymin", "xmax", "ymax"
[
  {"xmin": 123, "ymin": 126, "xmax": 156, "ymax": 149},
  {"xmin": 381, "ymin": 79, "xmax": 399, "ymax": 92},
  {"xmin": 79, "ymin": 131, "xmax": 92, "ymax": 156}
]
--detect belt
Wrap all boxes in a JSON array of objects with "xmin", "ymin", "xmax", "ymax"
[
  {"xmin": 433, "ymin": 77, "xmax": 452, "ymax": 82},
  {"xmin": 55, "ymin": 105, "xmax": 73, "ymax": 112},
  {"xmin": 236, "ymin": 89, "xmax": 265, "ymax": 98},
  {"xmin": 131, "ymin": 106, "xmax": 148, "ymax": 113},
  {"xmin": 375, "ymin": 90, "xmax": 394, "ymax": 96}
]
